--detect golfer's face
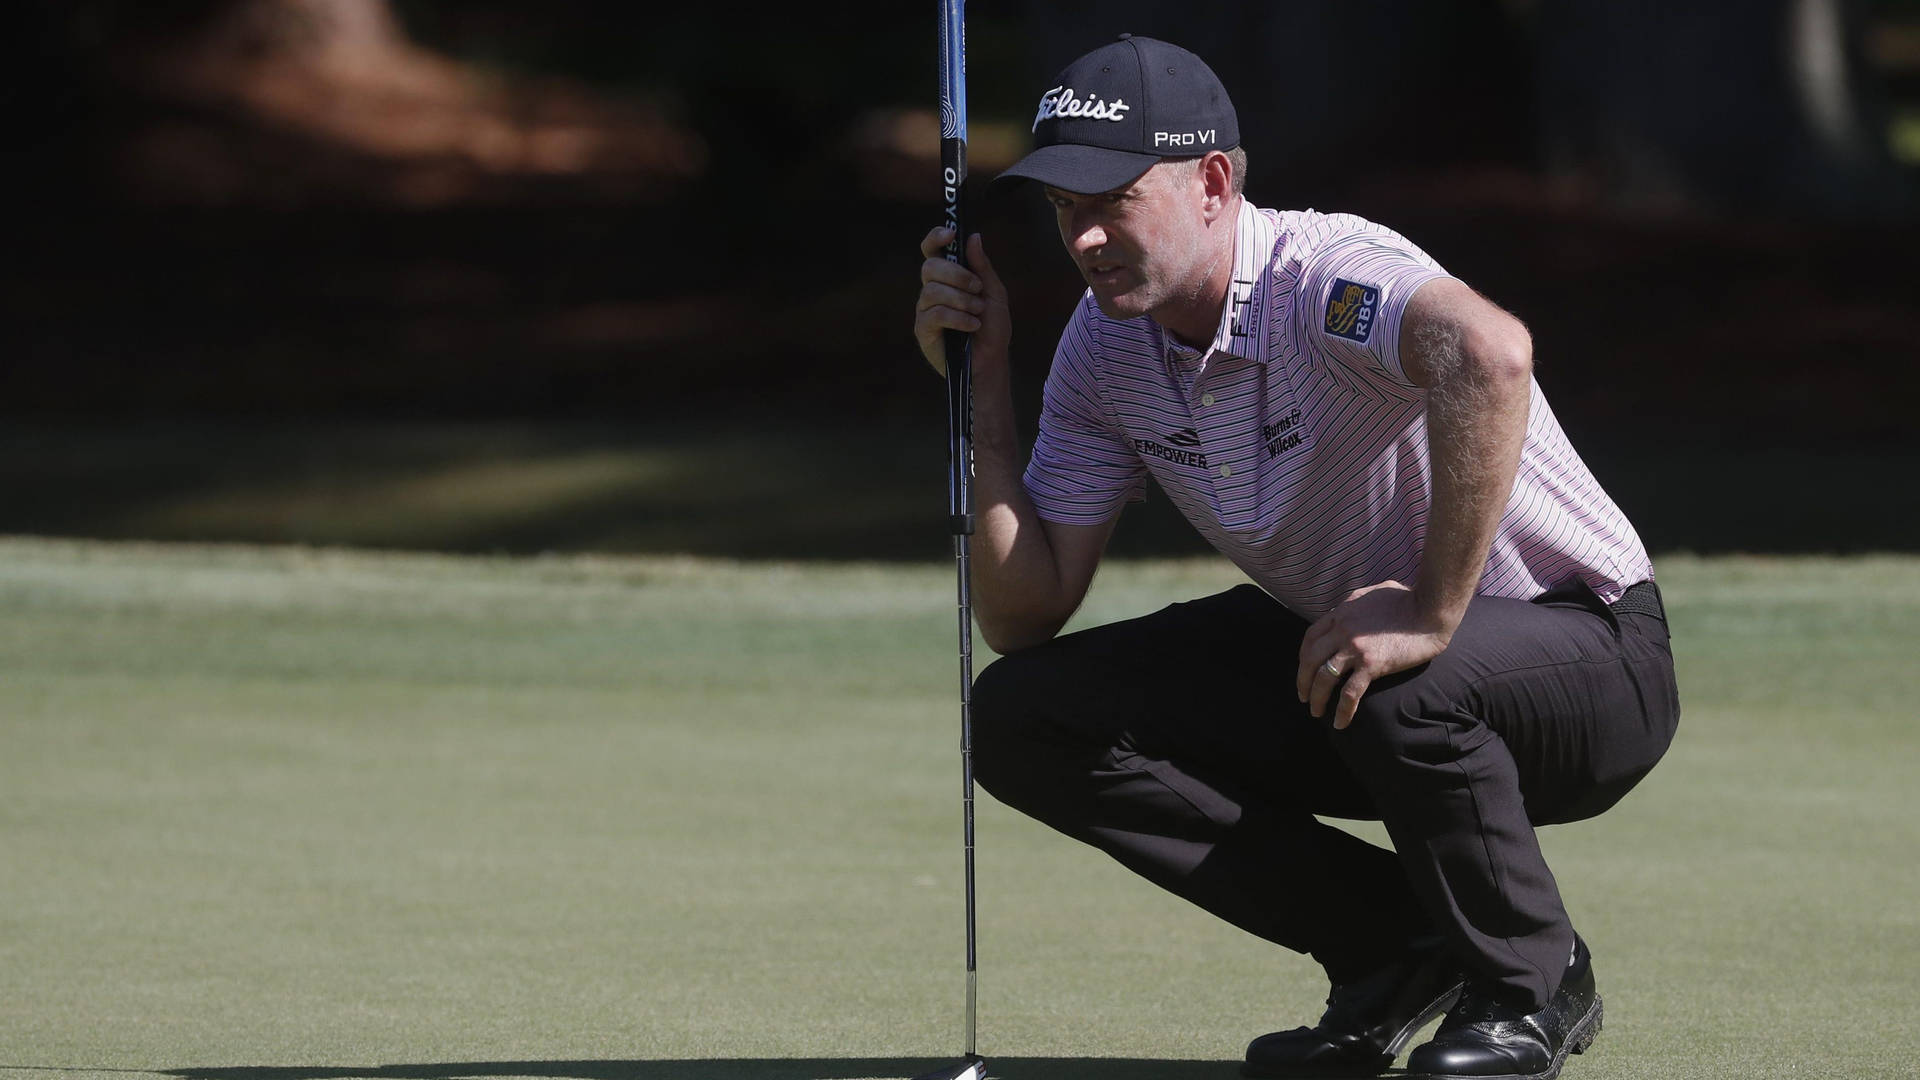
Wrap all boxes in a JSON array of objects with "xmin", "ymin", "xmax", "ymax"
[{"xmin": 1045, "ymin": 163, "xmax": 1207, "ymax": 322}]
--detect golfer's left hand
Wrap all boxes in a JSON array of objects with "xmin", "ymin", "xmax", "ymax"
[{"xmin": 1298, "ymin": 581, "xmax": 1455, "ymax": 729}]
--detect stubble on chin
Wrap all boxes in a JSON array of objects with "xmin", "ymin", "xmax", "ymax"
[{"xmin": 1088, "ymin": 283, "xmax": 1155, "ymax": 323}]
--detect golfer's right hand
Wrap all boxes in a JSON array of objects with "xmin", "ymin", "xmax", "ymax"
[{"xmin": 916, "ymin": 226, "xmax": 1010, "ymax": 378}]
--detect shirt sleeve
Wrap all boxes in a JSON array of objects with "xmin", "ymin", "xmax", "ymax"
[
  {"xmin": 1022, "ymin": 298, "xmax": 1149, "ymax": 526},
  {"xmin": 1295, "ymin": 213, "xmax": 1452, "ymax": 386}
]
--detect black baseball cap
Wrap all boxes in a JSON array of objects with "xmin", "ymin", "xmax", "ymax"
[{"xmin": 993, "ymin": 33, "xmax": 1240, "ymax": 195}]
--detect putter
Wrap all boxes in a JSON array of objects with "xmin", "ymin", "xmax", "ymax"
[{"xmin": 913, "ymin": 4, "xmax": 986, "ymax": 1080}]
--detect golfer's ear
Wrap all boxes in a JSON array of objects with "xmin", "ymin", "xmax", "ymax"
[{"xmin": 1201, "ymin": 152, "xmax": 1232, "ymax": 218}]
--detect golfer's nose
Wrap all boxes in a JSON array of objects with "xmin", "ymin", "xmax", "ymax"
[{"xmin": 1069, "ymin": 217, "xmax": 1108, "ymax": 256}]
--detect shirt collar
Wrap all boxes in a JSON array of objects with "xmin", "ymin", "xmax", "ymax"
[{"xmin": 1165, "ymin": 200, "xmax": 1276, "ymax": 367}]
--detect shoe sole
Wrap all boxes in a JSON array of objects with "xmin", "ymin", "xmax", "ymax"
[
  {"xmin": 1403, "ymin": 993, "xmax": 1603, "ymax": 1080},
  {"xmin": 1241, "ymin": 980, "xmax": 1466, "ymax": 1079}
]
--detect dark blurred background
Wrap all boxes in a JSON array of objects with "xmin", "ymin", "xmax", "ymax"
[{"xmin": 4, "ymin": 0, "xmax": 1917, "ymax": 560}]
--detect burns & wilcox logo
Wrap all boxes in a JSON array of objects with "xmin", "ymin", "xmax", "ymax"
[{"xmin": 1033, "ymin": 86, "xmax": 1131, "ymax": 131}]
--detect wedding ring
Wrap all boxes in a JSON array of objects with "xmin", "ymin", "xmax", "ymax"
[{"xmin": 1322, "ymin": 659, "xmax": 1344, "ymax": 679}]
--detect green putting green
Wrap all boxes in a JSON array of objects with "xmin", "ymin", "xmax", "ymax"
[{"xmin": 1, "ymin": 538, "xmax": 1914, "ymax": 1079}]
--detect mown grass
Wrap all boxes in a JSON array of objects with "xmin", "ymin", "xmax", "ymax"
[{"xmin": 0, "ymin": 538, "xmax": 1915, "ymax": 1079}]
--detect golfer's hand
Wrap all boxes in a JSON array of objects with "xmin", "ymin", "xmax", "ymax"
[
  {"xmin": 1298, "ymin": 581, "xmax": 1455, "ymax": 729},
  {"xmin": 915, "ymin": 227, "xmax": 1010, "ymax": 378}
]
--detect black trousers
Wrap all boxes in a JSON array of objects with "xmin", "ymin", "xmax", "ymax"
[{"xmin": 971, "ymin": 577, "xmax": 1679, "ymax": 1011}]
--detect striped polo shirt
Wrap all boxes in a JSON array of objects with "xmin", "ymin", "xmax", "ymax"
[{"xmin": 1023, "ymin": 199, "xmax": 1652, "ymax": 618}]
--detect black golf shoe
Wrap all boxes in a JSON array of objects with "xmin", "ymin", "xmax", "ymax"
[
  {"xmin": 1404, "ymin": 936, "xmax": 1603, "ymax": 1080},
  {"xmin": 1242, "ymin": 942, "xmax": 1465, "ymax": 1077}
]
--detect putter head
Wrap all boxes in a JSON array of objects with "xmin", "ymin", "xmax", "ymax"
[{"xmin": 910, "ymin": 1054, "xmax": 987, "ymax": 1080}]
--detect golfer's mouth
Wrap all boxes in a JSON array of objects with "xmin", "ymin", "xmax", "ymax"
[{"xmin": 1084, "ymin": 262, "xmax": 1128, "ymax": 286}]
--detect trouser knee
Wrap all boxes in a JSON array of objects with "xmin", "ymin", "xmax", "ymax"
[
  {"xmin": 1326, "ymin": 677, "xmax": 1468, "ymax": 782},
  {"xmin": 967, "ymin": 652, "xmax": 1030, "ymax": 798},
  {"xmin": 968, "ymin": 650, "xmax": 1079, "ymax": 813}
]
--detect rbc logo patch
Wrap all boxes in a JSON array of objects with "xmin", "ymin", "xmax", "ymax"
[{"xmin": 1325, "ymin": 279, "xmax": 1379, "ymax": 343}]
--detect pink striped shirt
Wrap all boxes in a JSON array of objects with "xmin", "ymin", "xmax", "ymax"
[{"xmin": 1024, "ymin": 200, "xmax": 1653, "ymax": 618}]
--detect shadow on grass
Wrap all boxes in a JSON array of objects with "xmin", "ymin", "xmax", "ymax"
[
  {"xmin": 139, "ymin": 1059, "xmax": 1479, "ymax": 1080},
  {"xmin": 6, "ymin": 419, "xmax": 1912, "ymax": 559},
  {"xmin": 141, "ymin": 1062, "xmax": 1268, "ymax": 1080}
]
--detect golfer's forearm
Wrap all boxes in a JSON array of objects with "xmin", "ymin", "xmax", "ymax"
[
  {"xmin": 1417, "ymin": 334, "xmax": 1530, "ymax": 633},
  {"xmin": 967, "ymin": 369, "xmax": 1078, "ymax": 651}
]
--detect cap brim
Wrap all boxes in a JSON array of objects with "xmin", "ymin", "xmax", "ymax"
[{"xmin": 989, "ymin": 144, "xmax": 1161, "ymax": 195}]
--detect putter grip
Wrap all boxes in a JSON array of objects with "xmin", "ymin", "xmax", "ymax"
[{"xmin": 939, "ymin": 0, "xmax": 972, "ymax": 533}]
